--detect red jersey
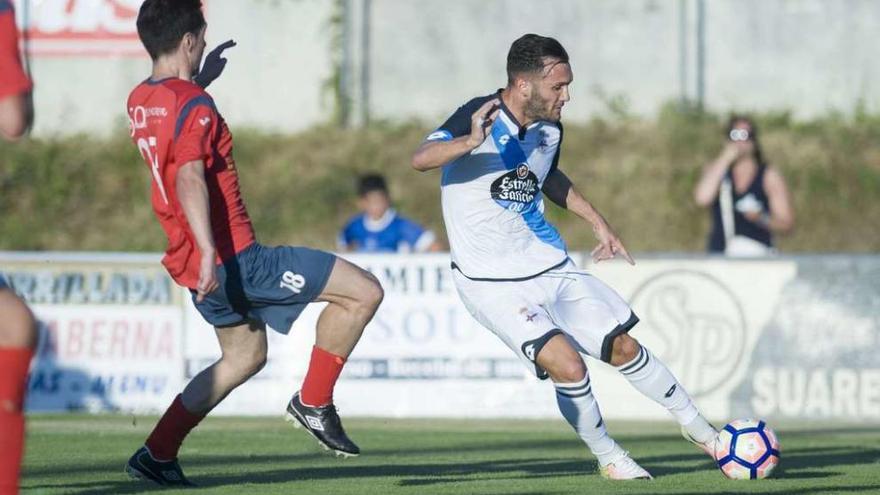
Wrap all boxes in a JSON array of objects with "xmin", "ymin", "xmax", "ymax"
[
  {"xmin": 0, "ymin": 0, "xmax": 31, "ymax": 99},
  {"xmin": 127, "ymin": 77, "xmax": 255, "ymax": 289}
]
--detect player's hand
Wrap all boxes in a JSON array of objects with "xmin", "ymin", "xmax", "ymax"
[
  {"xmin": 465, "ymin": 99, "xmax": 501, "ymax": 149},
  {"xmin": 196, "ymin": 251, "xmax": 219, "ymax": 303},
  {"xmin": 194, "ymin": 40, "xmax": 237, "ymax": 89},
  {"xmin": 590, "ymin": 220, "xmax": 635, "ymax": 265}
]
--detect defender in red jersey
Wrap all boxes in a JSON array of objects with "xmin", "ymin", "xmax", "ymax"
[
  {"xmin": 127, "ymin": 75, "xmax": 256, "ymax": 289},
  {"xmin": 0, "ymin": 2, "xmax": 37, "ymax": 494},
  {"xmin": 125, "ymin": 1, "xmax": 383, "ymax": 487}
]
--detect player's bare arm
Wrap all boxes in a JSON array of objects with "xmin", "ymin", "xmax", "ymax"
[
  {"xmin": 410, "ymin": 98, "xmax": 500, "ymax": 171},
  {"xmin": 542, "ymin": 168, "xmax": 634, "ymax": 265},
  {"xmin": 175, "ymin": 159, "xmax": 219, "ymax": 301},
  {"xmin": 0, "ymin": 93, "xmax": 32, "ymax": 141}
]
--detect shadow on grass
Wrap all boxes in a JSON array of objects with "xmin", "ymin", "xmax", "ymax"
[
  {"xmin": 661, "ymin": 486, "xmax": 880, "ymax": 495},
  {"xmin": 23, "ymin": 437, "xmax": 584, "ymax": 477},
  {"xmin": 646, "ymin": 444, "xmax": 879, "ymax": 480},
  {"xmin": 24, "ymin": 423, "xmax": 880, "ymax": 475},
  {"xmin": 25, "ymin": 457, "xmax": 590, "ymax": 495},
  {"xmin": 23, "ymin": 441, "xmax": 880, "ymax": 495}
]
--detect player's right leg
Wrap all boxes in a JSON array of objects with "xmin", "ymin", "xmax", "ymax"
[
  {"xmin": 127, "ymin": 319, "xmax": 268, "ymax": 487},
  {"xmin": 285, "ymin": 257, "xmax": 383, "ymax": 457},
  {"xmin": 535, "ymin": 335, "xmax": 652, "ymax": 480},
  {"xmin": 0, "ymin": 285, "xmax": 38, "ymax": 495},
  {"xmin": 545, "ymin": 263, "xmax": 719, "ymax": 460}
]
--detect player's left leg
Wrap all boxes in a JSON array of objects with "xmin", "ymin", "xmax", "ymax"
[
  {"xmin": 127, "ymin": 319, "xmax": 268, "ymax": 487},
  {"xmin": 608, "ymin": 333, "xmax": 718, "ymax": 457},
  {"xmin": 0, "ymin": 287, "xmax": 38, "ymax": 495}
]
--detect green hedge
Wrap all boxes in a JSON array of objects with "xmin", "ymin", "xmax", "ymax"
[{"xmin": 2, "ymin": 105, "xmax": 878, "ymax": 253}]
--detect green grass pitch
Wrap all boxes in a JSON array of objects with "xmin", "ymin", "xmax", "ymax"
[{"xmin": 22, "ymin": 415, "xmax": 880, "ymax": 494}]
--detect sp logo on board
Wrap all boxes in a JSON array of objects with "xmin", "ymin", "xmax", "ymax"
[{"xmin": 630, "ymin": 270, "xmax": 747, "ymax": 398}]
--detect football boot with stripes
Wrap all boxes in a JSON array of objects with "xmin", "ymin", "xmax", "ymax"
[{"xmin": 285, "ymin": 391, "xmax": 360, "ymax": 457}]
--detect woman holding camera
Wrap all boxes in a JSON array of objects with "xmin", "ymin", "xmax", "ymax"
[{"xmin": 694, "ymin": 116, "xmax": 795, "ymax": 256}]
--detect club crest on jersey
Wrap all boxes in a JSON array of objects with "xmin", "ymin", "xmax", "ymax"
[
  {"xmin": 516, "ymin": 163, "xmax": 530, "ymax": 179},
  {"xmin": 538, "ymin": 129, "xmax": 550, "ymax": 152}
]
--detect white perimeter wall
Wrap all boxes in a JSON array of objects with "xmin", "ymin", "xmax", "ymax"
[{"xmin": 4, "ymin": 251, "xmax": 879, "ymax": 422}]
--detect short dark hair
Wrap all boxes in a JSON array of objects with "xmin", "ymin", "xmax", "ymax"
[
  {"xmin": 357, "ymin": 174, "xmax": 388, "ymax": 197},
  {"xmin": 507, "ymin": 34, "xmax": 569, "ymax": 84},
  {"xmin": 137, "ymin": 0, "xmax": 206, "ymax": 61}
]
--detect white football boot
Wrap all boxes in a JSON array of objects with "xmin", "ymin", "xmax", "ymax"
[
  {"xmin": 681, "ymin": 424, "xmax": 720, "ymax": 460},
  {"xmin": 599, "ymin": 451, "xmax": 653, "ymax": 480}
]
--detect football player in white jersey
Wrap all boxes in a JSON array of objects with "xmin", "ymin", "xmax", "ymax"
[{"xmin": 411, "ymin": 34, "xmax": 719, "ymax": 480}]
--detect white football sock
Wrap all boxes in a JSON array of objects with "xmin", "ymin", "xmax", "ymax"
[
  {"xmin": 554, "ymin": 374, "xmax": 624, "ymax": 466},
  {"xmin": 617, "ymin": 344, "xmax": 716, "ymax": 443}
]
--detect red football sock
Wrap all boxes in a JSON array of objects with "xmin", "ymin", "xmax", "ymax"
[
  {"xmin": 144, "ymin": 394, "xmax": 206, "ymax": 461},
  {"xmin": 300, "ymin": 346, "xmax": 346, "ymax": 407},
  {"xmin": 0, "ymin": 347, "xmax": 33, "ymax": 495},
  {"xmin": 0, "ymin": 414, "xmax": 23, "ymax": 495}
]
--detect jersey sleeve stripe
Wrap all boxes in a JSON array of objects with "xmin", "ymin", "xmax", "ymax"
[
  {"xmin": 174, "ymin": 95, "xmax": 216, "ymax": 139},
  {"xmin": 426, "ymin": 130, "xmax": 453, "ymax": 142}
]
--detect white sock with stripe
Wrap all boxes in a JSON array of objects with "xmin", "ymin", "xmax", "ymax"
[
  {"xmin": 554, "ymin": 374, "xmax": 624, "ymax": 466},
  {"xmin": 616, "ymin": 344, "xmax": 715, "ymax": 443}
]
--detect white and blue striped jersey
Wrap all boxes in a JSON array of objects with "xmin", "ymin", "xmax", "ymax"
[{"xmin": 427, "ymin": 92, "xmax": 567, "ymax": 280}]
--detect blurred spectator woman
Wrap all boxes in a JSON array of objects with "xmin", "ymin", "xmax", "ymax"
[{"xmin": 694, "ymin": 116, "xmax": 794, "ymax": 256}]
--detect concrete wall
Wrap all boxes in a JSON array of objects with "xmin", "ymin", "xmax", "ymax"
[
  {"xmin": 366, "ymin": 0, "xmax": 680, "ymax": 125},
  {"xmin": 16, "ymin": 0, "xmax": 880, "ymax": 136},
  {"xmin": 22, "ymin": 0, "xmax": 335, "ymax": 136},
  {"xmin": 365, "ymin": 0, "xmax": 880, "ymax": 124},
  {"xmin": 703, "ymin": 1, "xmax": 880, "ymax": 115}
]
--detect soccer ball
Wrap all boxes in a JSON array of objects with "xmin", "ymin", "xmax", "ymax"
[{"xmin": 714, "ymin": 419, "xmax": 780, "ymax": 480}]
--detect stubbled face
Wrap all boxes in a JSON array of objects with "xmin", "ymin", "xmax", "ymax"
[
  {"xmin": 359, "ymin": 190, "xmax": 391, "ymax": 220},
  {"xmin": 186, "ymin": 25, "xmax": 208, "ymax": 74},
  {"xmin": 729, "ymin": 120, "xmax": 755, "ymax": 155},
  {"xmin": 524, "ymin": 58, "xmax": 573, "ymax": 122}
]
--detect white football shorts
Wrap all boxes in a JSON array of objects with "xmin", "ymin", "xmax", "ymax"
[{"xmin": 452, "ymin": 258, "xmax": 638, "ymax": 379}]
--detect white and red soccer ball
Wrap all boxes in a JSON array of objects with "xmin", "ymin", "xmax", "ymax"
[{"xmin": 714, "ymin": 419, "xmax": 781, "ymax": 480}]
